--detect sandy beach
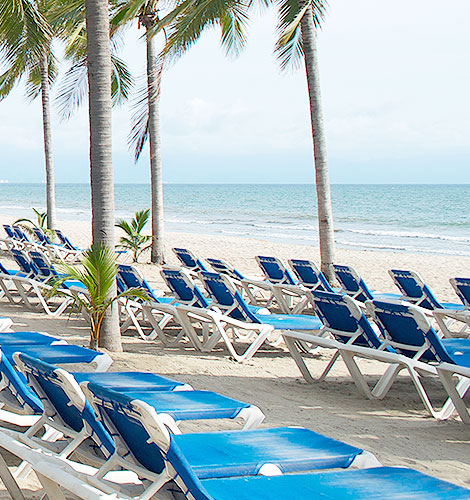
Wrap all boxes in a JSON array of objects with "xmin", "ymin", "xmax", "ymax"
[{"xmin": 0, "ymin": 215, "xmax": 469, "ymax": 497}]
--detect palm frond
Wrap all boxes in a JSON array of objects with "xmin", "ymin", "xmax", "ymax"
[
  {"xmin": 128, "ymin": 77, "xmax": 149, "ymax": 162},
  {"xmin": 160, "ymin": 0, "xmax": 241, "ymax": 61},
  {"xmin": 275, "ymin": 0, "xmax": 327, "ymax": 71},
  {"xmin": 55, "ymin": 58, "xmax": 88, "ymax": 120},
  {"xmin": 111, "ymin": 54, "xmax": 134, "ymax": 105},
  {"xmin": 220, "ymin": 2, "xmax": 249, "ymax": 57}
]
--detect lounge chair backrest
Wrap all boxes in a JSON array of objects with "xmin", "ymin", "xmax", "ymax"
[
  {"xmin": 11, "ymin": 249, "xmax": 39, "ymax": 277},
  {"xmin": 55, "ymin": 230, "xmax": 76, "ymax": 251},
  {"xmin": 207, "ymin": 258, "xmax": 245, "ymax": 280},
  {"xmin": 200, "ymin": 272, "xmax": 260, "ymax": 322},
  {"xmin": 288, "ymin": 259, "xmax": 334, "ymax": 292},
  {"xmin": 161, "ymin": 267, "xmax": 209, "ymax": 307},
  {"xmin": 29, "ymin": 250, "xmax": 58, "ymax": 279},
  {"xmin": 82, "ymin": 383, "xmax": 168, "ymax": 475},
  {"xmin": 256, "ymin": 256, "xmax": 296, "ymax": 285},
  {"xmin": 388, "ymin": 270, "xmax": 440, "ymax": 310},
  {"xmin": 117, "ymin": 264, "xmax": 157, "ymax": 301},
  {"xmin": 333, "ymin": 265, "xmax": 373, "ymax": 302},
  {"xmin": 82, "ymin": 382, "xmax": 212, "ymax": 500},
  {"xmin": 13, "ymin": 225, "xmax": 30, "ymax": 242},
  {"xmin": 3, "ymin": 225, "xmax": 16, "ymax": 239},
  {"xmin": 450, "ymin": 278, "xmax": 470, "ymax": 308},
  {"xmin": 32, "ymin": 228, "xmax": 48, "ymax": 245},
  {"xmin": 366, "ymin": 300, "xmax": 453, "ymax": 363},
  {"xmin": 309, "ymin": 291, "xmax": 382, "ymax": 348},
  {"xmin": 16, "ymin": 354, "xmax": 115, "ymax": 457},
  {"xmin": 0, "ymin": 351, "xmax": 43, "ymax": 414},
  {"xmin": 172, "ymin": 248, "xmax": 207, "ymax": 272}
]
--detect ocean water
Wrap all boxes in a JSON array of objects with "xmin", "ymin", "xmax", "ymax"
[{"xmin": 0, "ymin": 183, "xmax": 468, "ymax": 256}]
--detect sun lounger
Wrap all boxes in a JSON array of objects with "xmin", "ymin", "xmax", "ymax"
[
  {"xmin": 5, "ymin": 250, "xmax": 76, "ymax": 316},
  {"xmin": 117, "ymin": 264, "xmax": 183, "ymax": 342},
  {"xmin": 282, "ymin": 291, "xmax": 397, "ymax": 393},
  {"xmin": 333, "ymin": 264, "xmax": 401, "ymax": 303},
  {"xmin": 80, "ymin": 381, "xmax": 380, "ymax": 497},
  {"xmin": 173, "ymin": 247, "xmax": 208, "ymax": 273},
  {"xmin": 4, "ymin": 343, "xmax": 112, "ymax": 371},
  {"xmin": 196, "ymin": 271, "xmax": 323, "ymax": 361},
  {"xmin": 14, "ymin": 355, "xmax": 264, "ymax": 469},
  {"xmin": 206, "ymin": 257, "xmax": 279, "ymax": 306},
  {"xmin": 289, "ymin": 259, "xmax": 336, "ymax": 292},
  {"xmin": 252, "ymin": 256, "xmax": 314, "ymax": 313},
  {"xmin": 283, "ymin": 291, "xmax": 459, "ymax": 417},
  {"xmin": 195, "ymin": 467, "xmax": 470, "ymax": 500},
  {"xmin": 0, "ymin": 348, "xmax": 191, "ymax": 427},
  {"xmin": 207, "ymin": 258, "xmax": 245, "ymax": 280},
  {"xmin": 366, "ymin": 299, "xmax": 470, "ymax": 419},
  {"xmin": 80, "ymin": 384, "xmax": 468, "ymax": 500},
  {"xmin": 0, "ymin": 331, "xmax": 65, "ymax": 346},
  {"xmin": 151, "ymin": 267, "xmax": 270, "ymax": 350},
  {"xmin": 389, "ymin": 269, "xmax": 467, "ymax": 336},
  {"xmin": 28, "ymin": 249, "xmax": 87, "ymax": 291}
]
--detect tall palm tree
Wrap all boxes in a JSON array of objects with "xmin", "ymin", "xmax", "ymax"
[
  {"xmin": 0, "ymin": 0, "xmax": 58, "ymax": 230},
  {"xmin": 279, "ymin": 0, "xmax": 334, "ymax": 281},
  {"xmin": 84, "ymin": 0, "xmax": 121, "ymax": 351},
  {"xmin": 158, "ymin": 0, "xmax": 335, "ymax": 281},
  {"xmin": 112, "ymin": 0, "xmax": 165, "ymax": 265}
]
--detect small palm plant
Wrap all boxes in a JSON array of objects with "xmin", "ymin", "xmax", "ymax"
[
  {"xmin": 15, "ymin": 208, "xmax": 54, "ymax": 240},
  {"xmin": 48, "ymin": 244, "xmax": 149, "ymax": 349},
  {"xmin": 116, "ymin": 209, "xmax": 152, "ymax": 262}
]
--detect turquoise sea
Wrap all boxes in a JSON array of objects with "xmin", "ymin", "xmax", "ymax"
[{"xmin": 0, "ymin": 183, "xmax": 468, "ymax": 256}]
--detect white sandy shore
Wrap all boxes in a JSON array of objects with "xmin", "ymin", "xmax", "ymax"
[{"xmin": 0, "ymin": 215, "xmax": 469, "ymax": 497}]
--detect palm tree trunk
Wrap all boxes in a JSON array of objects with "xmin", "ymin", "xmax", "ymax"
[
  {"xmin": 85, "ymin": 0, "xmax": 121, "ymax": 351},
  {"xmin": 146, "ymin": 30, "xmax": 165, "ymax": 264},
  {"xmin": 300, "ymin": 5, "xmax": 335, "ymax": 282},
  {"xmin": 39, "ymin": 47, "xmax": 56, "ymax": 231}
]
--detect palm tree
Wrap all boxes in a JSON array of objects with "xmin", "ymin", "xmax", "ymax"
[
  {"xmin": 116, "ymin": 208, "xmax": 152, "ymax": 262},
  {"xmin": 49, "ymin": 244, "xmax": 149, "ymax": 349},
  {"xmin": 112, "ymin": 0, "xmax": 165, "ymax": 264},
  {"xmin": 158, "ymin": 0, "xmax": 335, "ymax": 281},
  {"xmin": 280, "ymin": 0, "xmax": 335, "ymax": 281},
  {"xmin": 0, "ymin": 0, "xmax": 58, "ymax": 230},
  {"xmin": 84, "ymin": 0, "xmax": 122, "ymax": 351}
]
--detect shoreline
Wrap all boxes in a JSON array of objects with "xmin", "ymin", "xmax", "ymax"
[{"xmin": 2, "ymin": 214, "xmax": 470, "ymax": 301}]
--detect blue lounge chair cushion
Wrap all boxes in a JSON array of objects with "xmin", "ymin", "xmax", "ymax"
[
  {"xmin": 253, "ymin": 313, "xmax": 323, "ymax": 331},
  {"xmin": 175, "ymin": 427, "xmax": 364, "ymax": 478},
  {"xmin": 200, "ymin": 467, "xmax": 470, "ymax": 500},
  {"xmin": 439, "ymin": 302, "xmax": 465, "ymax": 311},
  {"xmin": 3, "ymin": 344, "xmax": 103, "ymax": 366},
  {"xmin": 72, "ymin": 371, "xmax": 188, "ymax": 392},
  {"xmin": 0, "ymin": 331, "xmax": 61, "ymax": 346},
  {"xmin": 120, "ymin": 390, "xmax": 250, "ymax": 421}
]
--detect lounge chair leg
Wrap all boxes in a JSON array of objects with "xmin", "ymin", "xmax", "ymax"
[
  {"xmin": 371, "ymin": 364, "xmax": 402, "ymax": 399},
  {"xmin": 0, "ymin": 448, "xmax": 26, "ymax": 500},
  {"xmin": 341, "ymin": 352, "xmax": 373, "ymax": 399},
  {"xmin": 283, "ymin": 336, "xmax": 315, "ymax": 383},
  {"xmin": 438, "ymin": 370, "xmax": 470, "ymax": 423},
  {"xmin": 35, "ymin": 472, "xmax": 66, "ymax": 500}
]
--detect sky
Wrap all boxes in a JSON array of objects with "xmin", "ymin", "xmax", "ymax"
[{"xmin": 0, "ymin": 0, "xmax": 469, "ymax": 184}]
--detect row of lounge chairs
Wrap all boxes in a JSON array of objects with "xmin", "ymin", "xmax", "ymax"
[
  {"xmin": 0, "ymin": 325, "xmax": 466, "ymax": 498},
  {"xmin": 1, "ymin": 240, "xmax": 470, "ymax": 424},
  {"xmin": 156, "ymin": 248, "xmax": 470, "ymax": 423},
  {"xmin": 2, "ymin": 224, "xmax": 84, "ymax": 263}
]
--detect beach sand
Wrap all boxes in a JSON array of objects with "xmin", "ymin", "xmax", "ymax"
[{"xmin": 0, "ymin": 215, "xmax": 469, "ymax": 497}]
